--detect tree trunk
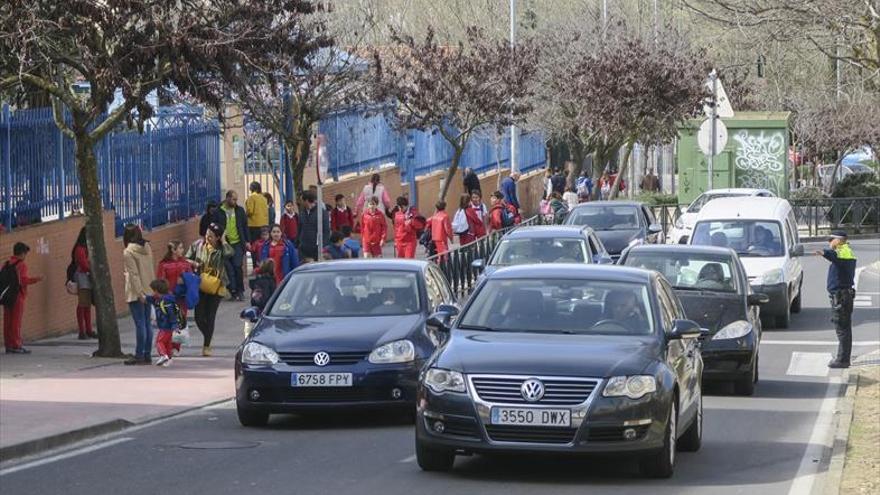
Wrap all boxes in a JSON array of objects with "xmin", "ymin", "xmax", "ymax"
[
  {"xmin": 567, "ymin": 139, "xmax": 586, "ymax": 189},
  {"xmin": 286, "ymin": 119, "xmax": 314, "ymax": 205},
  {"xmin": 609, "ymin": 141, "xmax": 635, "ymax": 200},
  {"xmin": 75, "ymin": 136, "xmax": 123, "ymax": 357},
  {"xmin": 439, "ymin": 146, "xmax": 463, "ymax": 201}
]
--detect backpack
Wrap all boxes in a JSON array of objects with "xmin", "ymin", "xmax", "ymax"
[
  {"xmin": 419, "ymin": 228, "xmax": 436, "ymax": 256},
  {"xmin": 500, "ymin": 206, "xmax": 515, "ymax": 228},
  {"xmin": 157, "ymin": 298, "xmax": 186, "ymax": 330},
  {"xmin": 451, "ymin": 209, "xmax": 468, "ymax": 234},
  {"xmin": 0, "ymin": 260, "xmax": 21, "ymax": 307},
  {"xmin": 576, "ymin": 177, "xmax": 590, "ymax": 196}
]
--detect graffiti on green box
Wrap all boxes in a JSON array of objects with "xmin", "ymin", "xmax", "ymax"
[{"xmin": 732, "ymin": 130, "xmax": 786, "ymax": 194}]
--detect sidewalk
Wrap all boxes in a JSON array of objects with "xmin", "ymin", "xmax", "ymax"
[{"xmin": 0, "ymin": 297, "xmax": 249, "ymax": 462}]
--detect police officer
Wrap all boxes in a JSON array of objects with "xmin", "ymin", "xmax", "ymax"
[{"xmin": 815, "ymin": 230, "xmax": 857, "ymax": 368}]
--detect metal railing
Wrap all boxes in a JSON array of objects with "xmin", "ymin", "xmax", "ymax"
[{"xmin": 790, "ymin": 197, "xmax": 880, "ymax": 237}]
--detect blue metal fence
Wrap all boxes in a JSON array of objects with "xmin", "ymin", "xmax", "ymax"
[{"xmin": 0, "ymin": 104, "xmax": 221, "ymax": 235}]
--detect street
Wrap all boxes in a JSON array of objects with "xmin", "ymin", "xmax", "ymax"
[{"xmin": 1, "ymin": 239, "xmax": 878, "ymax": 495}]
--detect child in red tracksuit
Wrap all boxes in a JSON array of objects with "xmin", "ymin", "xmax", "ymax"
[
  {"xmin": 393, "ymin": 196, "xmax": 422, "ymax": 259},
  {"xmin": 431, "ymin": 201, "xmax": 453, "ymax": 261},
  {"xmin": 330, "ymin": 194, "xmax": 355, "ymax": 233},
  {"xmin": 146, "ymin": 279, "xmax": 181, "ymax": 367},
  {"xmin": 156, "ymin": 240, "xmax": 193, "ymax": 322},
  {"xmin": 361, "ymin": 197, "xmax": 387, "ymax": 258},
  {"xmin": 2, "ymin": 242, "xmax": 43, "ymax": 354}
]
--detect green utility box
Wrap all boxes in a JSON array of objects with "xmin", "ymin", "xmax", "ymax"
[{"xmin": 676, "ymin": 112, "xmax": 792, "ymax": 204}]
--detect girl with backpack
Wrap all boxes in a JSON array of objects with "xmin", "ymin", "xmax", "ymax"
[
  {"xmin": 71, "ymin": 228, "xmax": 96, "ymax": 340},
  {"xmin": 460, "ymin": 191, "xmax": 488, "ymax": 245},
  {"xmin": 261, "ymin": 224, "xmax": 300, "ymax": 284},
  {"xmin": 156, "ymin": 240, "xmax": 194, "ymax": 323}
]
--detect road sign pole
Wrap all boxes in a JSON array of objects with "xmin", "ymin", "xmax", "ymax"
[{"xmin": 709, "ymin": 70, "xmax": 717, "ymax": 190}]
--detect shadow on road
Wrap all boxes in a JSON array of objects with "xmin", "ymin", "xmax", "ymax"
[{"xmin": 263, "ymin": 409, "xmax": 414, "ymax": 430}]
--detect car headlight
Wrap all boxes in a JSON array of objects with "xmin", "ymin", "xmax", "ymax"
[
  {"xmin": 713, "ymin": 320, "xmax": 753, "ymax": 340},
  {"xmin": 241, "ymin": 342, "xmax": 280, "ymax": 366},
  {"xmin": 602, "ymin": 375, "xmax": 657, "ymax": 399},
  {"xmin": 368, "ymin": 339, "xmax": 415, "ymax": 364},
  {"xmin": 423, "ymin": 368, "xmax": 466, "ymax": 394},
  {"xmin": 753, "ymin": 268, "xmax": 783, "ymax": 285}
]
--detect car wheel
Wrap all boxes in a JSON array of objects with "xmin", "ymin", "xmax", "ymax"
[
  {"xmin": 640, "ymin": 400, "xmax": 676, "ymax": 478},
  {"xmin": 236, "ymin": 401, "xmax": 269, "ymax": 427},
  {"xmin": 791, "ymin": 280, "xmax": 803, "ymax": 314},
  {"xmin": 775, "ymin": 290, "xmax": 791, "ymax": 329},
  {"xmin": 416, "ymin": 438, "xmax": 455, "ymax": 472},
  {"xmin": 678, "ymin": 387, "xmax": 702, "ymax": 452},
  {"xmin": 734, "ymin": 357, "xmax": 758, "ymax": 396}
]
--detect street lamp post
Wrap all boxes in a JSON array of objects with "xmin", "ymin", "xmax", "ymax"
[{"xmin": 509, "ymin": 0, "xmax": 517, "ymax": 174}]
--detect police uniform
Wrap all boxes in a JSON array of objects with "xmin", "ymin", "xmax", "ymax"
[{"xmin": 819, "ymin": 230, "xmax": 857, "ymax": 368}]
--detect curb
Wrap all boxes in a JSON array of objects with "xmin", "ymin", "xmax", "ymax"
[
  {"xmin": 0, "ymin": 396, "xmax": 233, "ymax": 465},
  {"xmin": 822, "ymin": 368, "xmax": 859, "ymax": 495}
]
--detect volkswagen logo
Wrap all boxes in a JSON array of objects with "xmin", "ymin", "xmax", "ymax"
[
  {"xmin": 313, "ymin": 351, "xmax": 330, "ymax": 367},
  {"xmin": 520, "ymin": 378, "xmax": 545, "ymax": 402}
]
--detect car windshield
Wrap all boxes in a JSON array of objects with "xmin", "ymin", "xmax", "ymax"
[
  {"xmin": 459, "ymin": 279, "xmax": 654, "ymax": 335},
  {"xmin": 268, "ymin": 271, "xmax": 421, "ymax": 317},
  {"xmin": 623, "ymin": 252, "xmax": 739, "ymax": 293},
  {"xmin": 691, "ymin": 220, "xmax": 784, "ymax": 257},
  {"xmin": 566, "ymin": 206, "xmax": 640, "ymax": 231},
  {"xmin": 687, "ymin": 193, "xmax": 744, "ymax": 213},
  {"xmin": 490, "ymin": 238, "xmax": 588, "ymax": 266}
]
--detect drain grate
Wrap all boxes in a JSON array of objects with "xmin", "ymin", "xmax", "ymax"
[{"xmin": 178, "ymin": 441, "xmax": 261, "ymax": 450}]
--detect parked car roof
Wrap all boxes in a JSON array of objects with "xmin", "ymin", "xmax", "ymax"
[
  {"xmin": 700, "ymin": 188, "xmax": 774, "ymax": 196},
  {"xmin": 294, "ymin": 259, "xmax": 429, "ymax": 273},
  {"xmin": 695, "ymin": 197, "xmax": 792, "ymax": 221},
  {"xmin": 571, "ymin": 200, "xmax": 646, "ymax": 210},
  {"xmin": 504, "ymin": 225, "xmax": 593, "ymax": 239},
  {"xmin": 624, "ymin": 244, "xmax": 737, "ymax": 257},
  {"xmin": 488, "ymin": 263, "xmax": 654, "ymax": 283}
]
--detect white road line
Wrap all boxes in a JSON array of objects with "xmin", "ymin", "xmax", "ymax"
[
  {"xmin": 787, "ymin": 377, "xmax": 844, "ymax": 495},
  {"xmin": 398, "ymin": 454, "xmax": 416, "ymax": 463},
  {"xmin": 0, "ymin": 437, "xmax": 133, "ymax": 477},
  {"xmin": 763, "ymin": 340, "xmax": 880, "ymax": 346},
  {"xmin": 854, "ymin": 301, "xmax": 873, "ymax": 307},
  {"xmin": 786, "ymin": 352, "xmax": 832, "ymax": 377},
  {"xmin": 855, "ymin": 266, "xmax": 866, "ymax": 289}
]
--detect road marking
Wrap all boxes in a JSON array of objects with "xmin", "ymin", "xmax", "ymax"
[
  {"xmin": 398, "ymin": 454, "xmax": 416, "ymax": 463},
  {"xmin": 763, "ymin": 340, "xmax": 880, "ymax": 346},
  {"xmin": 0, "ymin": 437, "xmax": 133, "ymax": 477},
  {"xmin": 787, "ymin": 377, "xmax": 844, "ymax": 495},
  {"xmin": 786, "ymin": 352, "xmax": 832, "ymax": 377}
]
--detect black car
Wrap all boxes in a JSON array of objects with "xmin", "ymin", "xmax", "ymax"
[
  {"xmin": 563, "ymin": 201, "xmax": 664, "ymax": 260},
  {"xmin": 235, "ymin": 260, "xmax": 457, "ymax": 426},
  {"xmin": 416, "ymin": 265, "xmax": 705, "ymax": 478},
  {"xmin": 471, "ymin": 225, "xmax": 613, "ymax": 278},
  {"xmin": 618, "ymin": 245, "xmax": 768, "ymax": 395}
]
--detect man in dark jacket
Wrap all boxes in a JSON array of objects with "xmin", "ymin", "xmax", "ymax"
[
  {"xmin": 199, "ymin": 200, "xmax": 218, "ymax": 237},
  {"xmin": 500, "ymin": 172, "xmax": 521, "ymax": 211},
  {"xmin": 463, "ymin": 168, "xmax": 481, "ymax": 196},
  {"xmin": 550, "ymin": 169, "xmax": 566, "ymax": 195},
  {"xmin": 298, "ymin": 191, "xmax": 331, "ymax": 261},
  {"xmin": 213, "ymin": 190, "xmax": 249, "ymax": 300},
  {"xmin": 816, "ymin": 230, "xmax": 858, "ymax": 368}
]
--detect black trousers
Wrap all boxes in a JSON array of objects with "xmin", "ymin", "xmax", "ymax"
[
  {"xmin": 830, "ymin": 288, "xmax": 855, "ymax": 363},
  {"xmin": 195, "ymin": 292, "xmax": 222, "ymax": 347}
]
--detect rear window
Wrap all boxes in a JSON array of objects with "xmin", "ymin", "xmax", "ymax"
[
  {"xmin": 623, "ymin": 252, "xmax": 738, "ymax": 293},
  {"xmin": 692, "ymin": 220, "xmax": 784, "ymax": 257},
  {"xmin": 490, "ymin": 238, "xmax": 588, "ymax": 265}
]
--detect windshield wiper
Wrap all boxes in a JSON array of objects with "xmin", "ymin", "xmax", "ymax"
[{"xmin": 457, "ymin": 324, "xmax": 495, "ymax": 331}]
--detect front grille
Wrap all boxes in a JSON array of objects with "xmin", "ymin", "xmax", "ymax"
[
  {"xmin": 587, "ymin": 425, "xmax": 650, "ymax": 442},
  {"xmin": 471, "ymin": 376, "xmax": 599, "ymax": 405},
  {"xmin": 277, "ymin": 351, "xmax": 369, "ymax": 366},
  {"xmin": 485, "ymin": 425, "xmax": 577, "ymax": 444}
]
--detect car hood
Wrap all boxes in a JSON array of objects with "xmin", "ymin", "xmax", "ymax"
[
  {"xmin": 436, "ymin": 331, "xmax": 661, "ymax": 378},
  {"xmin": 674, "ymin": 290, "xmax": 746, "ymax": 333},
  {"xmin": 251, "ymin": 314, "xmax": 424, "ymax": 352},
  {"xmin": 679, "ymin": 212, "xmax": 697, "ymax": 229},
  {"xmin": 595, "ymin": 229, "xmax": 643, "ymax": 255},
  {"xmin": 739, "ymin": 256, "xmax": 785, "ymax": 280}
]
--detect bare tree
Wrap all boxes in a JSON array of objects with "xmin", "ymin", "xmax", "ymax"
[
  {"xmin": 370, "ymin": 27, "xmax": 539, "ymax": 200},
  {"xmin": 0, "ymin": 0, "xmax": 325, "ymax": 356}
]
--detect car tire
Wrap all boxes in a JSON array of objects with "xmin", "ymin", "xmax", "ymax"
[
  {"xmin": 236, "ymin": 401, "xmax": 269, "ymax": 427},
  {"xmin": 640, "ymin": 401, "xmax": 676, "ymax": 479},
  {"xmin": 775, "ymin": 290, "xmax": 791, "ymax": 329},
  {"xmin": 734, "ymin": 356, "xmax": 758, "ymax": 396},
  {"xmin": 678, "ymin": 387, "xmax": 702, "ymax": 452},
  {"xmin": 416, "ymin": 439, "xmax": 455, "ymax": 472},
  {"xmin": 791, "ymin": 280, "xmax": 803, "ymax": 314}
]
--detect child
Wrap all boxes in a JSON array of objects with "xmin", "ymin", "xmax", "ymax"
[
  {"xmin": 324, "ymin": 231, "xmax": 353, "ymax": 260},
  {"xmin": 249, "ymin": 260, "xmax": 277, "ymax": 314},
  {"xmin": 361, "ymin": 197, "xmax": 387, "ymax": 258},
  {"xmin": 563, "ymin": 186, "xmax": 579, "ymax": 210},
  {"xmin": 146, "ymin": 279, "xmax": 181, "ymax": 366},
  {"xmin": 251, "ymin": 226, "xmax": 270, "ymax": 266},
  {"xmin": 156, "ymin": 240, "xmax": 194, "ymax": 322},
  {"xmin": 331, "ymin": 194, "xmax": 354, "ymax": 233},
  {"xmin": 340, "ymin": 225, "xmax": 361, "ymax": 258},
  {"xmin": 1, "ymin": 242, "xmax": 43, "ymax": 354},
  {"xmin": 280, "ymin": 200, "xmax": 299, "ymax": 243},
  {"xmin": 431, "ymin": 201, "xmax": 453, "ymax": 261}
]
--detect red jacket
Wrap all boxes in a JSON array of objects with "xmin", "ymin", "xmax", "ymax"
[
  {"xmin": 488, "ymin": 204, "xmax": 506, "ymax": 232},
  {"xmin": 156, "ymin": 258, "xmax": 192, "ymax": 287},
  {"xmin": 431, "ymin": 211, "xmax": 453, "ymax": 244},
  {"xmin": 361, "ymin": 209, "xmax": 387, "ymax": 246},
  {"xmin": 465, "ymin": 204, "xmax": 487, "ymax": 238},
  {"xmin": 74, "ymin": 245, "xmax": 90, "ymax": 274},
  {"xmin": 393, "ymin": 207, "xmax": 420, "ymax": 244},
  {"xmin": 6, "ymin": 256, "xmax": 39, "ymax": 298},
  {"xmin": 330, "ymin": 206, "xmax": 354, "ymax": 232},
  {"xmin": 280, "ymin": 212, "xmax": 299, "ymax": 242}
]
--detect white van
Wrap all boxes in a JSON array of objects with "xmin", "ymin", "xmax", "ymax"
[
  {"xmin": 669, "ymin": 188, "xmax": 775, "ymax": 244},
  {"xmin": 689, "ymin": 197, "xmax": 804, "ymax": 328}
]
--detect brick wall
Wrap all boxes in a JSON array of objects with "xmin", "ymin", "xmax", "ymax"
[{"xmin": 0, "ymin": 213, "xmax": 201, "ymax": 344}]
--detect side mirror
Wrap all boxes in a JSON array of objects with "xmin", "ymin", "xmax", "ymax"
[
  {"xmin": 669, "ymin": 319, "xmax": 703, "ymax": 340},
  {"xmin": 790, "ymin": 244, "xmax": 805, "ymax": 257},
  {"xmin": 471, "ymin": 259, "xmax": 485, "ymax": 271},
  {"xmin": 240, "ymin": 307, "xmax": 261, "ymax": 324},
  {"xmin": 427, "ymin": 305, "xmax": 459, "ymax": 332},
  {"xmin": 648, "ymin": 223, "xmax": 663, "ymax": 235},
  {"xmin": 748, "ymin": 293, "xmax": 770, "ymax": 305}
]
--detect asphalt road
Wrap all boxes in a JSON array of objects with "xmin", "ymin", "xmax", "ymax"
[{"xmin": 2, "ymin": 239, "xmax": 878, "ymax": 495}]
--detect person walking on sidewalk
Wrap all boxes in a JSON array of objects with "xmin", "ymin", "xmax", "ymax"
[
  {"xmin": 199, "ymin": 200, "xmax": 218, "ymax": 237},
  {"xmin": 71, "ymin": 228, "xmax": 97, "ymax": 340},
  {"xmin": 280, "ymin": 200, "xmax": 299, "ymax": 244},
  {"xmin": 245, "ymin": 182, "xmax": 269, "ymax": 242},
  {"xmin": 122, "ymin": 225, "xmax": 155, "ymax": 365},
  {"xmin": 460, "ymin": 190, "xmax": 488, "ymax": 245},
  {"xmin": 187, "ymin": 223, "xmax": 233, "ymax": 357},
  {"xmin": 156, "ymin": 240, "xmax": 194, "ymax": 322},
  {"xmin": 463, "ymin": 168, "xmax": 481, "ymax": 197},
  {"xmin": 392, "ymin": 196, "xmax": 424, "ymax": 259},
  {"xmin": 146, "ymin": 279, "xmax": 182, "ymax": 367},
  {"xmin": 214, "ymin": 190, "xmax": 249, "ymax": 301},
  {"xmin": 261, "ymin": 224, "xmax": 300, "ymax": 284},
  {"xmin": 2, "ymin": 242, "xmax": 43, "ymax": 354},
  {"xmin": 264, "ymin": 192, "xmax": 276, "ymax": 227},
  {"xmin": 361, "ymin": 197, "xmax": 387, "ymax": 258},
  {"xmin": 431, "ymin": 201, "xmax": 453, "ymax": 262},
  {"xmin": 500, "ymin": 172, "xmax": 521, "ymax": 213},
  {"xmin": 816, "ymin": 230, "xmax": 857, "ymax": 369},
  {"xmin": 299, "ymin": 191, "xmax": 331, "ymax": 261},
  {"xmin": 330, "ymin": 194, "xmax": 354, "ymax": 233},
  {"xmin": 354, "ymin": 173, "xmax": 393, "ymax": 220}
]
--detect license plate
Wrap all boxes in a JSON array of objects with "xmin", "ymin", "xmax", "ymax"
[
  {"xmin": 291, "ymin": 373, "xmax": 353, "ymax": 387},
  {"xmin": 490, "ymin": 407, "xmax": 571, "ymax": 427}
]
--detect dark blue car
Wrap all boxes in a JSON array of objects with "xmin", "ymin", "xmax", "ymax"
[
  {"xmin": 564, "ymin": 201, "xmax": 664, "ymax": 260},
  {"xmin": 235, "ymin": 260, "xmax": 457, "ymax": 426}
]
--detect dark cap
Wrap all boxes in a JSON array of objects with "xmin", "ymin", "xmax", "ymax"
[
  {"xmin": 208, "ymin": 222, "xmax": 224, "ymax": 237},
  {"xmin": 829, "ymin": 230, "xmax": 848, "ymax": 240}
]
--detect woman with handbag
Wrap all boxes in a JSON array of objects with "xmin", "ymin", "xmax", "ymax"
[
  {"xmin": 70, "ymin": 228, "xmax": 97, "ymax": 340},
  {"xmin": 186, "ymin": 223, "xmax": 234, "ymax": 357}
]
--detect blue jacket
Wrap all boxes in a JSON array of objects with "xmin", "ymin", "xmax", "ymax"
[
  {"xmin": 146, "ymin": 294, "xmax": 180, "ymax": 331},
  {"xmin": 500, "ymin": 176, "xmax": 520, "ymax": 210},
  {"xmin": 822, "ymin": 245, "xmax": 857, "ymax": 292},
  {"xmin": 261, "ymin": 239, "xmax": 300, "ymax": 277},
  {"xmin": 343, "ymin": 238, "xmax": 361, "ymax": 258},
  {"xmin": 180, "ymin": 271, "xmax": 201, "ymax": 308}
]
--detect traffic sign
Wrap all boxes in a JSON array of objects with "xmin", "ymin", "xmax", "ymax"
[
  {"xmin": 697, "ymin": 118, "xmax": 728, "ymax": 156},
  {"xmin": 703, "ymin": 78, "xmax": 734, "ymax": 118}
]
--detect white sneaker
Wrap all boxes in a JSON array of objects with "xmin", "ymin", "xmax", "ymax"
[
  {"xmin": 161, "ymin": 358, "xmax": 172, "ymax": 367},
  {"xmin": 155, "ymin": 355, "xmax": 169, "ymax": 366}
]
